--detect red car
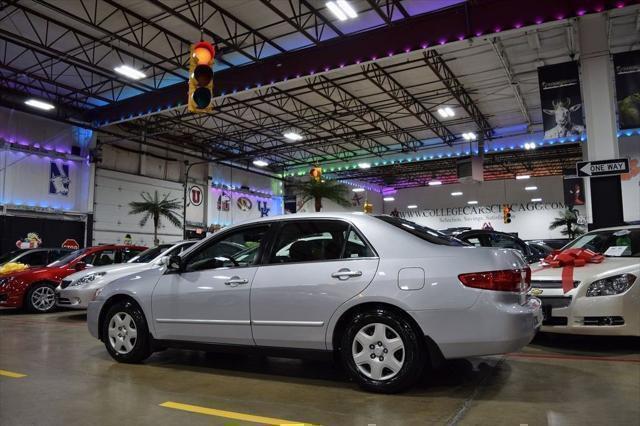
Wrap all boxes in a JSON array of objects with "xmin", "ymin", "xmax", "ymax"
[{"xmin": 0, "ymin": 244, "xmax": 146, "ymax": 313}]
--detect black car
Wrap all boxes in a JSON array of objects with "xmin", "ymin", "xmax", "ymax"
[
  {"xmin": 0, "ymin": 248, "xmax": 73, "ymax": 267},
  {"xmin": 456, "ymin": 230, "xmax": 550, "ymax": 264}
]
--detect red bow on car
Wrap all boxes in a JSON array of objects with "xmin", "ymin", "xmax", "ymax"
[{"xmin": 541, "ymin": 248, "xmax": 605, "ymax": 293}]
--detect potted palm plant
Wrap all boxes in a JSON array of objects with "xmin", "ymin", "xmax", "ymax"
[
  {"xmin": 294, "ymin": 179, "xmax": 351, "ymax": 212},
  {"xmin": 548, "ymin": 208, "xmax": 585, "ymax": 240},
  {"xmin": 129, "ymin": 191, "xmax": 182, "ymax": 246}
]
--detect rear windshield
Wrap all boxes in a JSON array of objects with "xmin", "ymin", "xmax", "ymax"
[{"xmin": 375, "ymin": 216, "xmax": 468, "ymax": 246}]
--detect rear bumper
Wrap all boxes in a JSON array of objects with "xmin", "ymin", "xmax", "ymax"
[{"xmin": 410, "ymin": 295, "xmax": 542, "ymax": 359}]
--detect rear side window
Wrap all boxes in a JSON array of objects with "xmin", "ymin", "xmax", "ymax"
[
  {"xmin": 269, "ymin": 220, "xmax": 374, "ymax": 264},
  {"xmin": 375, "ymin": 216, "xmax": 468, "ymax": 246}
]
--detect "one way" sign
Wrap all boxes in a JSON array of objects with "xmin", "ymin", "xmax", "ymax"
[{"xmin": 576, "ymin": 158, "xmax": 629, "ymax": 177}]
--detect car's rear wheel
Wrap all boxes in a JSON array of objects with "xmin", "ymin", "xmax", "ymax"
[
  {"xmin": 26, "ymin": 282, "xmax": 57, "ymax": 313},
  {"xmin": 340, "ymin": 309, "xmax": 426, "ymax": 393},
  {"xmin": 102, "ymin": 300, "xmax": 152, "ymax": 363}
]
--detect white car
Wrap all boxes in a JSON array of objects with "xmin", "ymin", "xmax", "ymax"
[
  {"xmin": 56, "ymin": 241, "xmax": 197, "ymax": 309},
  {"xmin": 531, "ymin": 225, "xmax": 639, "ymax": 336}
]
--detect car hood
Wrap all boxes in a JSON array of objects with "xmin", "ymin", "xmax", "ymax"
[
  {"xmin": 64, "ymin": 262, "xmax": 150, "ymax": 282},
  {"xmin": 531, "ymin": 257, "xmax": 640, "ymax": 282}
]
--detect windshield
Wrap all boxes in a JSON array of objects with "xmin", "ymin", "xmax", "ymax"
[
  {"xmin": 129, "ymin": 244, "xmax": 173, "ymax": 263},
  {"xmin": 0, "ymin": 250, "xmax": 25, "ymax": 265},
  {"xmin": 564, "ymin": 229, "xmax": 640, "ymax": 257},
  {"xmin": 375, "ymin": 216, "xmax": 469, "ymax": 246},
  {"xmin": 47, "ymin": 248, "xmax": 88, "ymax": 267}
]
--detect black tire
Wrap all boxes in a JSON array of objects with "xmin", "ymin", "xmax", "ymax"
[
  {"xmin": 102, "ymin": 300, "xmax": 152, "ymax": 363},
  {"xmin": 25, "ymin": 282, "xmax": 57, "ymax": 313},
  {"xmin": 340, "ymin": 308, "xmax": 426, "ymax": 393}
]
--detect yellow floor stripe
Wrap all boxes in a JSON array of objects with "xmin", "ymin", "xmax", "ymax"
[
  {"xmin": 0, "ymin": 369, "xmax": 27, "ymax": 378},
  {"xmin": 159, "ymin": 401, "xmax": 310, "ymax": 425}
]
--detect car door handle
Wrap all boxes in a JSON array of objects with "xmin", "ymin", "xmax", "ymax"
[
  {"xmin": 225, "ymin": 277, "xmax": 249, "ymax": 287},
  {"xmin": 331, "ymin": 269, "xmax": 362, "ymax": 280}
]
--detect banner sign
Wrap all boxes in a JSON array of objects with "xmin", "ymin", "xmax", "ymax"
[
  {"xmin": 398, "ymin": 202, "xmax": 587, "ymax": 239},
  {"xmin": 613, "ymin": 50, "xmax": 640, "ymax": 130},
  {"xmin": 538, "ymin": 62, "xmax": 586, "ymax": 140}
]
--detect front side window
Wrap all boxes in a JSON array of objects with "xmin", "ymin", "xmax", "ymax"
[
  {"xmin": 48, "ymin": 249, "xmax": 88, "ymax": 267},
  {"xmin": 185, "ymin": 225, "xmax": 270, "ymax": 272},
  {"xmin": 270, "ymin": 220, "xmax": 364, "ymax": 264},
  {"xmin": 86, "ymin": 250, "xmax": 117, "ymax": 266}
]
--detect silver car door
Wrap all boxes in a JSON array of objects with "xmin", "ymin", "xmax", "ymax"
[
  {"xmin": 151, "ymin": 224, "xmax": 271, "ymax": 345},
  {"xmin": 251, "ymin": 220, "xmax": 379, "ymax": 349}
]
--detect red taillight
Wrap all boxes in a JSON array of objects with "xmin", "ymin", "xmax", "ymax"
[{"xmin": 458, "ymin": 267, "xmax": 531, "ymax": 292}]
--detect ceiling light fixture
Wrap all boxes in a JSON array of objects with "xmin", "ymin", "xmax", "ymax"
[
  {"xmin": 252, "ymin": 159, "xmax": 269, "ymax": 167},
  {"xmin": 437, "ymin": 107, "xmax": 455, "ymax": 118},
  {"xmin": 428, "ymin": 180, "xmax": 442, "ymax": 186},
  {"xmin": 326, "ymin": 0, "xmax": 357, "ymax": 21},
  {"xmin": 531, "ymin": 198, "xmax": 542, "ymax": 202},
  {"xmin": 358, "ymin": 162, "xmax": 371, "ymax": 169},
  {"xmin": 336, "ymin": 0, "xmax": 358, "ymax": 18},
  {"xmin": 24, "ymin": 99, "xmax": 55, "ymax": 111},
  {"xmin": 383, "ymin": 197, "xmax": 395, "ymax": 202},
  {"xmin": 524, "ymin": 142, "xmax": 537, "ymax": 150},
  {"xmin": 326, "ymin": 1, "xmax": 346, "ymax": 20},
  {"xmin": 352, "ymin": 187, "xmax": 365, "ymax": 193},
  {"xmin": 451, "ymin": 191, "xmax": 463, "ymax": 196},
  {"xmin": 283, "ymin": 131, "xmax": 303, "ymax": 141},
  {"xmin": 516, "ymin": 175, "xmax": 530, "ymax": 180},
  {"xmin": 525, "ymin": 186, "xmax": 538, "ymax": 191},
  {"xmin": 114, "ymin": 65, "xmax": 146, "ymax": 80},
  {"xmin": 467, "ymin": 200, "xmax": 478, "ymax": 205},
  {"xmin": 407, "ymin": 204, "xmax": 418, "ymax": 209},
  {"xmin": 462, "ymin": 132, "xmax": 477, "ymax": 141}
]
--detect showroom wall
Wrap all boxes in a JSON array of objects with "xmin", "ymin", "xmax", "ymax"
[
  {"xmin": 209, "ymin": 163, "xmax": 283, "ymax": 226},
  {"xmin": 386, "ymin": 176, "xmax": 587, "ymax": 240},
  {"xmin": 0, "ymin": 107, "xmax": 93, "ymax": 251},
  {"xmin": 620, "ymin": 135, "xmax": 640, "ymax": 223}
]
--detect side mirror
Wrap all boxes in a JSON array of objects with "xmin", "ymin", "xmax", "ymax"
[
  {"xmin": 167, "ymin": 255, "xmax": 183, "ymax": 271},
  {"xmin": 74, "ymin": 262, "xmax": 87, "ymax": 271}
]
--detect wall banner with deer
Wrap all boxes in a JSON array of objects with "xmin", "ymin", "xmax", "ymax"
[{"xmin": 538, "ymin": 61, "xmax": 586, "ymax": 141}]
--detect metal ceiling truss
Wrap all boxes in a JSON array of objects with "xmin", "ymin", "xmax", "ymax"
[
  {"xmin": 365, "ymin": 0, "xmax": 409, "ymax": 24},
  {"xmin": 258, "ymin": 0, "xmax": 341, "ymax": 45},
  {"xmin": 361, "ymin": 62, "xmax": 456, "ymax": 147},
  {"xmin": 306, "ymin": 74, "xmax": 424, "ymax": 152},
  {"xmin": 422, "ymin": 49, "xmax": 494, "ymax": 141},
  {"xmin": 330, "ymin": 144, "xmax": 582, "ymax": 189}
]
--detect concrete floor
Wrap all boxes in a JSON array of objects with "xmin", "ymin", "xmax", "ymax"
[{"xmin": 0, "ymin": 310, "xmax": 638, "ymax": 426}]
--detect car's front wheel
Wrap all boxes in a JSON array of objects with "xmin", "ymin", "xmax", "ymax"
[
  {"xmin": 25, "ymin": 282, "xmax": 57, "ymax": 313},
  {"xmin": 102, "ymin": 300, "xmax": 152, "ymax": 363},
  {"xmin": 340, "ymin": 309, "xmax": 426, "ymax": 393}
]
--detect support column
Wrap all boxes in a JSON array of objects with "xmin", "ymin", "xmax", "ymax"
[{"xmin": 578, "ymin": 13, "xmax": 624, "ymax": 228}]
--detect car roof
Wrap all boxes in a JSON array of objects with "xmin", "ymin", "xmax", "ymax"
[{"xmin": 588, "ymin": 225, "xmax": 640, "ymax": 232}]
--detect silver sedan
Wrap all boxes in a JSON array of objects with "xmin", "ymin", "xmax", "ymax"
[
  {"xmin": 56, "ymin": 241, "xmax": 196, "ymax": 309},
  {"xmin": 88, "ymin": 213, "xmax": 541, "ymax": 393}
]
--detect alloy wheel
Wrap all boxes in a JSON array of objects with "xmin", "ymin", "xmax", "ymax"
[
  {"xmin": 351, "ymin": 322, "xmax": 405, "ymax": 381},
  {"xmin": 108, "ymin": 312, "xmax": 138, "ymax": 354},
  {"xmin": 31, "ymin": 286, "xmax": 55, "ymax": 312}
]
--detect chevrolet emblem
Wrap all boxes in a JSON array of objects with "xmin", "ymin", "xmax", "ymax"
[{"xmin": 530, "ymin": 288, "xmax": 544, "ymax": 296}]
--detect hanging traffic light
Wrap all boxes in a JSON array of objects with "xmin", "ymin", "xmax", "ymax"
[
  {"xmin": 310, "ymin": 166, "xmax": 322, "ymax": 182},
  {"xmin": 503, "ymin": 204, "xmax": 512, "ymax": 224},
  {"xmin": 188, "ymin": 41, "xmax": 215, "ymax": 113}
]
